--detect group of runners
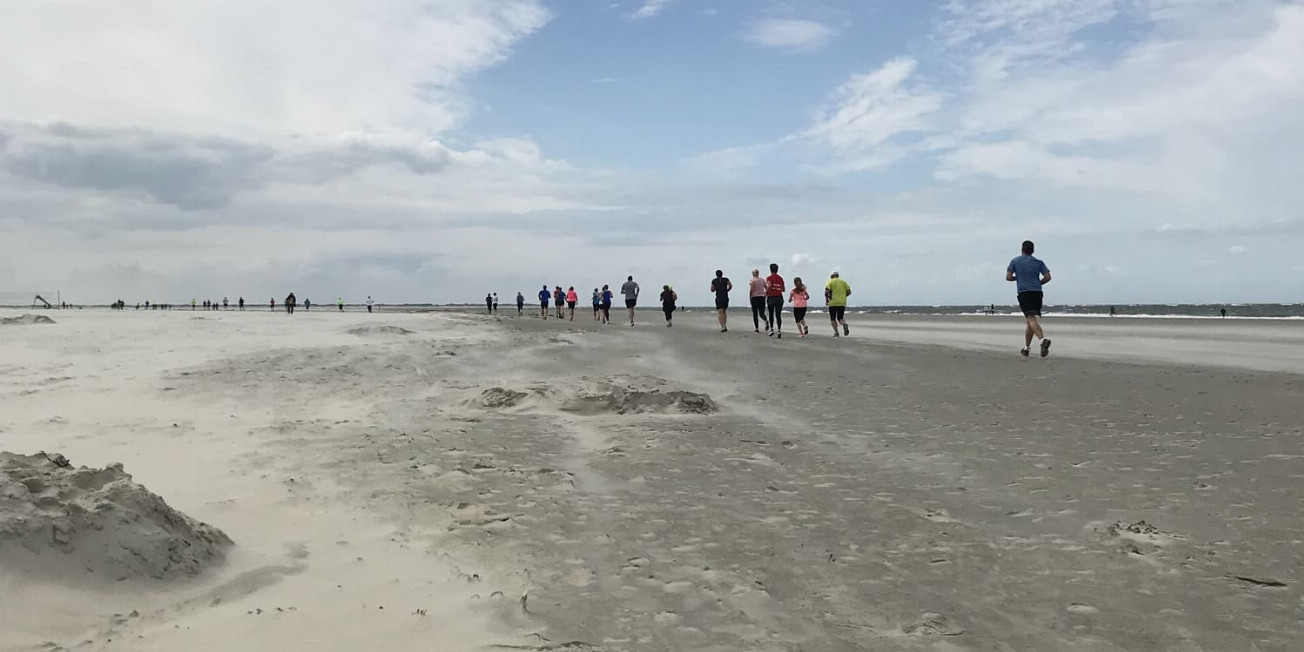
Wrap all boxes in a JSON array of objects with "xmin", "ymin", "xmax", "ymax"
[{"xmin": 487, "ymin": 240, "xmax": 1054, "ymax": 356}]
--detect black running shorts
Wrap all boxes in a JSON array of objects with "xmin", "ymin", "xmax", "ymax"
[
  {"xmin": 829, "ymin": 306, "xmax": 846, "ymax": 321},
  {"xmin": 626, "ymin": 299, "xmax": 637, "ymax": 309},
  {"xmin": 793, "ymin": 307, "xmax": 807, "ymax": 322},
  {"xmin": 1017, "ymin": 291, "xmax": 1043, "ymax": 317},
  {"xmin": 715, "ymin": 297, "xmax": 729, "ymax": 310}
]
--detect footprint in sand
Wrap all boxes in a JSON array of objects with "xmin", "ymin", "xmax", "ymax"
[{"xmin": 1066, "ymin": 603, "xmax": 1100, "ymax": 614}]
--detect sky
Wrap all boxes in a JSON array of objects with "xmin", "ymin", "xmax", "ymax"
[{"xmin": 1, "ymin": 0, "xmax": 1302, "ymax": 306}]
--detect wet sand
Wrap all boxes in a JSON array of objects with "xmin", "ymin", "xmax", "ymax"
[{"xmin": 1, "ymin": 308, "xmax": 1301, "ymax": 651}]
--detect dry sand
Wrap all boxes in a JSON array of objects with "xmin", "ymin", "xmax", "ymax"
[{"xmin": 0, "ymin": 308, "xmax": 1300, "ymax": 651}]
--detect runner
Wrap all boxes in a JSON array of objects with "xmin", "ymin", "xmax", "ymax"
[
  {"xmin": 269, "ymin": 298, "xmax": 275, "ymax": 311},
  {"xmin": 485, "ymin": 293, "xmax": 494, "ymax": 314},
  {"xmin": 366, "ymin": 296, "xmax": 374, "ymax": 314},
  {"xmin": 304, "ymin": 298, "xmax": 311, "ymax": 311},
  {"xmin": 789, "ymin": 277, "xmax": 810, "ymax": 337},
  {"xmin": 238, "ymin": 297, "xmax": 244, "ymax": 311},
  {"xmin": 660, "ymin": 285, "xmax": 678, "ymax": 327},
  {"xmin": 337, "ymin": 297, "xmax": 344, "ymax": 311},
  {"xmin": 592, "ymin": 288, "xmax": 602, "ymax": 321},
  {"xmin": 566, "ymin": 287, "xmax": 578, "ymax": 321},
  {"xmin": 1006, "ymin": 240, "xmax": 1052, "ymax": 357},
  {"xmin": 824, "ymin": 272, "xmax": 851, "ymax": 337},
  {"xmin": 538, "ymin": 286, "xmax": 550, "ymax": 319},
  {"xmin": 553, "ymin": 286, "xmax": 565, "ymax": 319},
  {"xmin": 765, "ymin": 263, "xmax": 785, "ymax": 338},
  {"xmin": 600, "ymin": 285, "xmax": 613, "ymax": 324},
  {"xmin": 222, "ymin": 297, "xmax": 228, "ymax": 310},
  {"xmin": 492, "ymin": 293, "xmax": 499, "ymax": 313},
  {"xmin": 710, "ymin": 270, "xmax": 732, "ymax": 332},
  {"xmin": 285, "ymin": 292, "xmax": 296, "ymax": 314},
  {"xmin": 748, "ymin": 269, "xmax": 766, "ymax": 333},
  {"xmin": 621, "ymin": 276, "xmax": 640, "ymax": 327},
  {"xmin": 516, "ymin": 292, "xmax": 525, "ymax": 316}
]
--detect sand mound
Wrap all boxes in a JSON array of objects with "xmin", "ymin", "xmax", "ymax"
[
  {"xmin": 479, "ymin": 387, "xmax": 529, "ymax": 408},
  {"xmin": 564, "ymin": 386, "xmax": 718, "ymax": 415},
  {"xmin": 1, "ymin": 314, "xmax": 55, "ymax": 326},
  {"xmin": 0, "ymin": 452, "xmax": 233, "ymax": 582},
  {"xmin": 348, "ymin": 325, "xmax": 414, "ymax": 336}
]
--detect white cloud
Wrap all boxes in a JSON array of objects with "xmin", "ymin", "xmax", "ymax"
[
  {"xmin": 629, "ymin": 0, "xmax": 675, "ymax": 21},
  {"xmin": 744, "ymin": 19, "xmax": 836, "ymax": 52},
  {"xmin": 0, "ymin": 0, "xmax": 549, "ymax": 137},
  {"xmin": 1228, "ymin": 245, "xmax": 1248, "ymax": 255}
]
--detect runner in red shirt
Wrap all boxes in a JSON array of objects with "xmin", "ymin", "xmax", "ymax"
[{"xmin": 765, "ymin": 263, "xmax": 785, "ymax": 338}]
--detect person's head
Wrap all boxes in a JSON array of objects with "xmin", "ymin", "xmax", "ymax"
[
  {"xmin": 602, "ymin": 284, "xmax": 609, "ymax": 290},
  {"xmin": 663, "ymin": 285, "xmax": 670, "ymax": 291},
  {"xmin": 568, "ymin": 286, "xmax": 573, "ymax": 291},
  {"xmin": 627, "ymin": 275, "xmax": 633, "ymax": 282},
  {"xmin": 830, "ymin": 271, "xmax": 840, "ymax": 279},
  {"xmin": 769, "ymin": 263, "xmax": 778, "ymax": 274},
  {"xmin": 542, "ymin": 285, "xmax": 547, "ymax": 290},
  {"xmin": 1022, "ymin": 240, "xmax": 1035, "ymax": 255},
  {"xmin": 752, "ymin": 269, "xmax": 760, "ymax": 277},
  {"xmin": 715, "ymin": 269, "xmax": 723, "ymax": 278},
  {"xmin": 794, "ymin": 277, "xmax": 804, "ymax": 290}
]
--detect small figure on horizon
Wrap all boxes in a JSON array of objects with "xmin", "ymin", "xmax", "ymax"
[
  {"xmin": 338, "ymin": 297, "xmax": 344, "ymax": 312},
  {"xmin": 1221, "ymin": 307, "xmax": 1228, "ymax": 318},
  {"xmin": 366, "ymin": 296, "xmax": 374, "ymax": 313},
  {"xmin": 710, "ymin": 270, "xmax": 732, "ymax": 333},
  {"xmin": 554, "ymin": 286, "xmax": 565, "ymax": 319},
  {"xmin": 600, "ymin": 285, "xmax": 613, "ymax": 324},
  {"xmin": 515, "ymin": 292, "xmax": 525, "ymax": 316},
  {"xmin": 592, "ymin": 288, "xmax": 602, "ymax": 322},
  {"xmin": 238, "ymin": 297, "xmax": 244, "ymax": 311},
  {"xmin": 1110, "ymin": 305, "xmax": 1116, "ymax": 317},
  {"xmin": 270, "ymin": 297, "xmax": 275, "ymax": 311},
  {"xmin": 538, "ymin": 285, "xmax": 550, "ymax": 319},
  {"xmin": 566, "ymin": 287, "xmax": 578, "ymax": 321},
  {"xmin": 486, "ymin": 293, "xmax": 494, "ymax": 314},
  {"xmin": 285, "ymin": 292, "xmax": 296, "ymax": 314},
  {"xmin": 493, "ymin": 293, "xmax": 499, "ymax": 313},
  {"xmin": 1006, "ymin": 240, "xmax": 1052, "ymax": 358},
  {"xmin": 748, "ymin": 270, "xmax": 766, "ymax": 333},
  {"xmin": 304, "ymin": 298, "xmax": 311, "ymax": 311},
  {"xmin": 223, "ymin": 297, "xmax": 228, "ymax": 310}
]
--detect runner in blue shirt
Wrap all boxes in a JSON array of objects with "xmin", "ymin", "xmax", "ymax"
[
  {"xmin": 538, "ymin": 286, "xmax": 551, "ymax": 319},
  {"xmin": 600, "ymin": 285, "xmax": 614, "ymax": 324},
  {"xmin": 1005, "ymin": 240, "xmax": 1053, "ymax": 357}
]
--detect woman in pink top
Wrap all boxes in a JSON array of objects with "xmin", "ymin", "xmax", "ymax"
[
  {"xmin": 789, "ymin": 277, "xmax": 810, "ymax": 337},
  {"xmin": 566, "ymin": 287, "xmax": 579, "ymax": 321},
  {"xmin": 748, "ymin": 269, "xmax": 767, "ymax": 333}
]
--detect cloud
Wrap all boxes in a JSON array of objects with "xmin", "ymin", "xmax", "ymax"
[
  {"xmin": 629, "ymin": 0, "xmax": 675, "ymax": 21},
  {"xmin": 1227, "ymin": 245, "xmax": 1248, "ymax": 255},
  {"xmin": 744, "ymin": 19, "xmax": 837, "ymax": 52},
  {"xmin": 0, "ymin": 0, "xmax": 550, "ymax": 137}
]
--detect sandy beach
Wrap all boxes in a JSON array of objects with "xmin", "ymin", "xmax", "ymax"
[{"xmin": 1, "ymin": 308, "xmax": 1301, "ymax": 651}]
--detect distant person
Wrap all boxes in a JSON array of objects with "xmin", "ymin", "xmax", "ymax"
[
  {"xmin": 553, "ymin": 286, "xmax": 565, "ymax": 319},
  {"xmin": 600, "ymin": 284, "xmax": 614, "ymax": 324},
  {"xmin": 989, "ymin": 303, "xmax": 996, "ymax": 316},
  {"xmin": 223, "ymin": 297, "xmax": 228, "ymax": 310},
  {"xmin": 515, "ymin": 292, "xmax": 525, "ymax": 316},
  {"xmin": 825, "ymin": 272, "xmax": 851, "ymax": 337},
  {"xmin": 304, "ymin": 298, "xmax": 311, "ymax": 311},
  {"xmin": 710, "ymin": 270, "xmax": 732, "ymax": 332},
  {"xmin": 366, "ymin": 296, "xmax": 374, "ymax": 313},
  {"xmin": 338, "ymin": 297, "xmax": 344, "ymax": 312},
  {"xmin": 493, "ymin": 293, "xmax": 499, "ymax": 313},
  {"xmin": 1006, "ymin": 240, "xmax": 1052, "ymax": 357},
  {"xmin": 748, "ymin": 269, "xmax": 766, "ymax": 333},
  {"xmin": 790, "ymin": 277, "xmax": 810, "ymax": 337},
  {"xmin": 269, "ymin": 297, "xmax": 275, "ymax": 311},
  {"xmin": 1221, "ymin": 307, "xmax": 1227, "ymax": 319},
  {"xmin": 621, "ymin": 276, "xmax": 640, "ymax": 327},
  {"xmin": 285, "ymin": 292, "xmax": 296, "ymax": 314},
  {"xmin": 566, "ymin": 287, "xmax": 578, "ymax": 321},
  {"xmin": 592, "ymin": 288, "xmax": 602, "ymax": 321},
  {"xmin": 660, "ymin": 285, "xmax": 678, "ymax": 327},
  {"xmin": 1110, "ymin": 305, "xmax": 1116, "ymax": 317},
  {"xmin": 538, "ymin": 286, "xmax": 550, "ymax": 319},
  {"xmin": 765, "ymin": 263, "xmax": 785, "ymax": 338},
  {"xmin": 238, "ymin": 297, "xmax": 244, "ymax": 311},
  {"xmin": 486, "ymin": 293, "xmax": 494, "ymax": 314}
]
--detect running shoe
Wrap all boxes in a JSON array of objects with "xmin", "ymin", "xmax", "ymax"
[
  {"xmin": 777, "ymin": 332, "xmax": 782, "ymax": 339},
  {"xmin": 1020, "ymin": 347, "xmax": 1030, "ymax": 357},
  {"xmin": 842, "ymin": 323, "xmax": 850, "ymax": 336},
  {"xmin": 1040, "ymin": 338, "xmax": 1052, "ymax": 358}
]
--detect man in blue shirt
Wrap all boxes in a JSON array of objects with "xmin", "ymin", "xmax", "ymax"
[
  {"xmin": 538, "ymin": 286, "xmax": 551, "ymax": 319},
  {"xmin": 1005, "ymin": 240, "xmax": 1053, "ymax": 357}
]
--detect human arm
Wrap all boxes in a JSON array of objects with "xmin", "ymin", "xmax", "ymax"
[
  {"xmin": 1039, "ymin": 261, "xmax": 1051, "ymax": 285},
  {"xmin": 1005, "ymin": 261, "xmax": 1016, "ymax": 282}
]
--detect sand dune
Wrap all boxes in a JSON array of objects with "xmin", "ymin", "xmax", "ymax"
[{"xmin": 0, "ymin": 308, "xmax": 1300, "ymax": 651}]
